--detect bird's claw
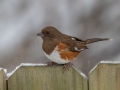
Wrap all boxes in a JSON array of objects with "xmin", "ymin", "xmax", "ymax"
[
  {"xmin": 47, "ymin": 62, "xmax": 58, "ymax": 66},
  {"xmin": 63, "ymin": 63, "xmax": 72, "ymax": 72}
]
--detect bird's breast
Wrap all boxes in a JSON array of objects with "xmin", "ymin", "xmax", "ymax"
[{"xmin": 43, "ymin": 42, "xmax": 80, "ymax": 64}]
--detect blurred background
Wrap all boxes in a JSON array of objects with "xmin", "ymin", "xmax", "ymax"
[{"xmin": 0, "ymin": 0, "xmax": 119, "ymax": 76}]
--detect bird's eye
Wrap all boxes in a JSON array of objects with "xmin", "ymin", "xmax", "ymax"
[{"xmin": 46, "ymin": 32, "xmax": 50, "ymax": 34}]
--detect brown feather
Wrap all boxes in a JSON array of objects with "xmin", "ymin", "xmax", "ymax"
[
  {"xmin": 57, "ymin": 42, "xmax": 80, "ymax": 61},
  {"xmin": 38, "ymin": 26, "xmax": 111, "ymax": 61}
]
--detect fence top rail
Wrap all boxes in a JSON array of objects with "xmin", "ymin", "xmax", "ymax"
[
  {"xmin": 7, "ymin": 63, "xmax": 47, "ymax": 78},
  {"xmin": 0, "ymin": 68, "xmax": 7, "ymax": 74},
  {"xmin": 6, "ymin": 61, "xmax": 120, "ymax": 79},
  {"xmin": 7, "ymin": 63, "xmax": 87, "ymax": 80},
  {"xmin": 89, "ymin": 61, "xmax": 120, "ymax": 74}
]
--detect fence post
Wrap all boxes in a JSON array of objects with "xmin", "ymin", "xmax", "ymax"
[
  {"xmin": 8, "ymin": 63, "xmax": 88, "ymax": 90},
  {"xmin": 0, "ymin": 68, "xmax": 6, "ymax": 90},
  {"xmin": 89, "ymin": 61, "xmax": 120, "ymax": 90}
]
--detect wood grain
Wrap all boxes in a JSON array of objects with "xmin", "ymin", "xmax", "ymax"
[
  {"xmin": 89, "ymin": 61, "xmax": 120, "ymax": 90},
  {"xmin": 0, "ymin": 69, "xmax": 6, "ymax": 90},
  {"xmin": 8, "ymin": 65, "xmax": 88, "ymax": 90}
]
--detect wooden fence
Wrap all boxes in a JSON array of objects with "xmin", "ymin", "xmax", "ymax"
[{"xmin": 0, "ymin": 61, "xmax": 120, "ymax": 90}]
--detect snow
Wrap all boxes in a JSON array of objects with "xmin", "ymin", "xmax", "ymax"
[
  {"xmin": 0, "ymin": 68, "xmax": 3, "ymax": 71},
  {"xmin": 4, "ymin": 69, "xmax": 7, "ymax": 73},
  {"xmin": 89, "ymin": 62, "xmax": 99, "ymax": 74},
  {"xmin": 7, "ymin": 63, "xmax": 47, "ymax": 79},
  {"xmin": 100, "ymin": 61, "xmax": 120, "ymax": 64},
  {"xmin": 7, "ymin": 72, "xmax": 12, "ymax": 78},
  {"xmin": 0, "ymin": 68, "xmax": 7, "ymax": 73},
  {"xmin": 73, "ymin": 66, "xmax": 87, "ymax": 79},
  {"xmin": 21, "ymin": 63, "xmax": 47, "ymax": 66},
  {"xmin": 89, "ymin": 61, "xmax": 120, "ymax": 74}
]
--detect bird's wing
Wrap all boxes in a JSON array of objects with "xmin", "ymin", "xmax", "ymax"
[
  {"xmin": 70, "ymin": 36, "xmax": 83, "ymax": 41},
  {"xmin": 61, "ymin": 36, "xmax": 88, "ymax": 52}
]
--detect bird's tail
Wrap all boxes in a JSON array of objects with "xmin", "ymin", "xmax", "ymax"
[{"xmin": 84, "ymin": 38, "xmax": 112, "ymax": 44}]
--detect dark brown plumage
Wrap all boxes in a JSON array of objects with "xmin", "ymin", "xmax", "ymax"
[{"xmin": 37, "ymin": 26, "xmax": 111, "ymax": 66}]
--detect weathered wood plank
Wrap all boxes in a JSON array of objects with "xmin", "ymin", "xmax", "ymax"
[
  {"xmin": 0, "ymin": 68, "xmax": 6, "ymax": 90},
  {"xmin": 89, "ymin": 61, "xmax": 120, "ymax": 90},
  {"xmin": 8, "ymin": 64, "xmax": 88, "ymax": 90}
]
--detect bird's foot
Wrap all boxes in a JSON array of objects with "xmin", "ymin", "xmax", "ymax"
[
  {"xmin": 47, "ymin": 62, "xmax": 58, "ymax": 66},
  {"xmin": 63, "ymin": 62, "xmax": 72, "ymax": 72}
]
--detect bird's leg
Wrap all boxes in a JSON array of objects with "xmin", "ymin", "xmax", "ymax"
[
  {"xmin": 63, "ymin": 62, "xmax": 72, "ymax": 72},
  {"xmin": 47, "ymin": 62, "xmax": 58, "ymax": 66}
]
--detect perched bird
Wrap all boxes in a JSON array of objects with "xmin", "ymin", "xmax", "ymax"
[{"xmin": 37, "ymin": 26, "xmax": 111, "ymax": 70}]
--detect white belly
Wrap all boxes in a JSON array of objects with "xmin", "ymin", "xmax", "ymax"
[{"xmin": 43, "ymin": 47, "xmax": 70, "ymax": 64}]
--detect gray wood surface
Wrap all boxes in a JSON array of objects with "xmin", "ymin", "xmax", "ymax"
[
  {"xmin": 0, "ymin": 68, "xmax": 6, "ymax": 90},
  {"xmin": 89, "ymin": 61, "xmax": 120, "ymax": 90},
  {"xmin": 8, "ymin": 65, "xmax": 88, "ymax": 90}
]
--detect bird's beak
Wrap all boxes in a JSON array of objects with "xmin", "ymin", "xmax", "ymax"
[{"xmin": 37, "ymin": 32, "xmax": 44, "ymax": 37}]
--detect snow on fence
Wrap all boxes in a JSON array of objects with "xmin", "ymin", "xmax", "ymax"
[{"xmin": 0, "ymin": 61, "xmax": 120, "ymax": 90}]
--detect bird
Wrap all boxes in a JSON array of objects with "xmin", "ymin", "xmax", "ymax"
[{"xmin": 37, "ymin": 26, "xmax": 112, "ymax": 70}]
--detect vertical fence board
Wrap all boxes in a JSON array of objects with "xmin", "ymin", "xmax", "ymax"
[
  {"xmin": 8, "ymin": 65, "xmax": 88, "ymax": 90},
  {"xmin": 89, "ymin": 61, "xmax": 120, "ymax": 90},
  {"xmin": 0, "ymin": 69, "xmax": 6, "ymax": 90}
]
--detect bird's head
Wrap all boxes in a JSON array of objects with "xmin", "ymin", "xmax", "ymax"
[{"xmin": 37, "ymin": 26, "xmax": 62, "ymax": 39}]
